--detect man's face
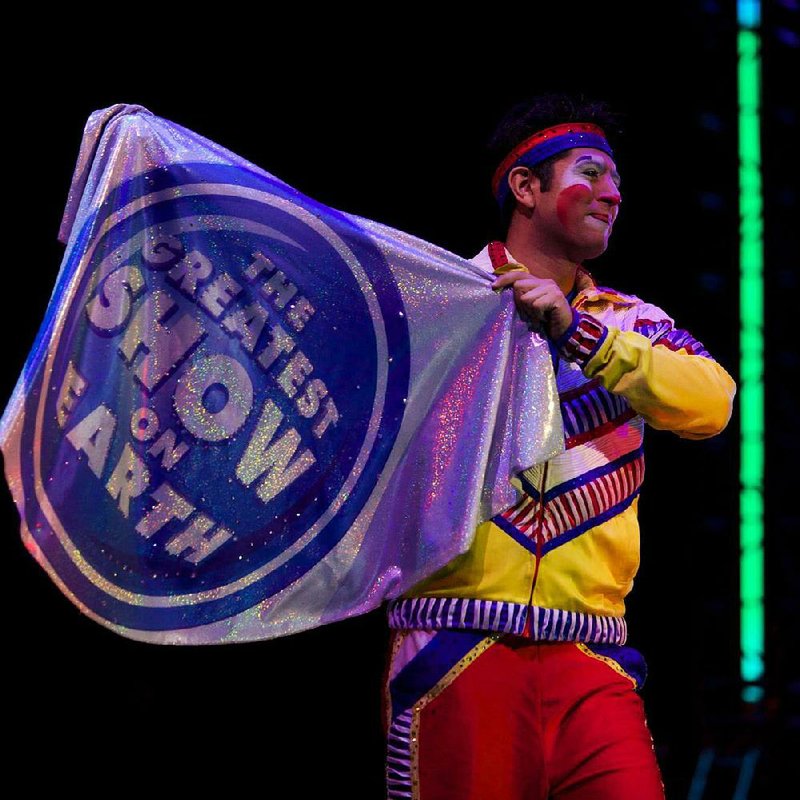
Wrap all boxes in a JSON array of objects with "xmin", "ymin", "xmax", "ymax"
[{"xmin": 532, "ymin": 147, "xmax": 621, "ymax": 261}]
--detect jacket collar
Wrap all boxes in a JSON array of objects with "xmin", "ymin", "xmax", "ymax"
[{"xmin": 481, "ymin": 240, "xmax": 638, "ymax": 308}]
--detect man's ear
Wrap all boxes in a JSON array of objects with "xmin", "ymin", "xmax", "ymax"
[{"xmin": 507, "ymin": 166, "xmax": 539, "ymax": 211}]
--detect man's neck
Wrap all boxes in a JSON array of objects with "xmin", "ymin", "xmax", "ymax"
[{"xmin": 504, "ymin": 229, "xmax": 580, "ymax": 295}]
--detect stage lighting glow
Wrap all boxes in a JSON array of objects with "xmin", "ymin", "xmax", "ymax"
[{"xmin": 737, "ymin": 6, "xmax": 764, "ymax": 702}]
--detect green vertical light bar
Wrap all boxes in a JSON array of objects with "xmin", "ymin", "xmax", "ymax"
[{"xmin": 737, "ymin": 0, "xmax": 764, "ymax": 703}]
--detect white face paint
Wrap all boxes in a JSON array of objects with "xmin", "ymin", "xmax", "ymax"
[{"xmin": 535, "ymin": 148, "xmax": 622, "ymax": 260}]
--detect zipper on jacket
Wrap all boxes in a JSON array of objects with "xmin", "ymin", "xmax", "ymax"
[
  {"xmin": 522, "ymin": 461, "xmax": 549, "ymax": 637},
  {"xmin": 522, "ymin": 297, "xmax": 574, "ymax": 635}
]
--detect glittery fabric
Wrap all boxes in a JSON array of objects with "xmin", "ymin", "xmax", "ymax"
[{"xmin": 0, "ymin": 105, "xmax": 563, "ymax": 644}]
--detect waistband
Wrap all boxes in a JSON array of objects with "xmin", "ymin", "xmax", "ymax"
[{"xmin": 386, "ymin": 596, "xmax": 628, "ymax": 645}]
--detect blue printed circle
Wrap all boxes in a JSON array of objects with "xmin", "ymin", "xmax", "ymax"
[{"xmin": 20, "ymin": 163, "xmax": 409, "ymax": 630}]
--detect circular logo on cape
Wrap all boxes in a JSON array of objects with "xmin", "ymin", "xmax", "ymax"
[{"xmin": 20, "ymin": 163, "xmax": 409, "ymax": 631}]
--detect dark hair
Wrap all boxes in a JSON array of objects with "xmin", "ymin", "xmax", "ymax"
[{"xmin": 486, "ymin": 92, "xmax": 624, "ymax": 230}]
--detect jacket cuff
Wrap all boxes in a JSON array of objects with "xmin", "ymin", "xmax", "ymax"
[{"xmin": 554, "ymin": 309, "xmax": 609, "ymax": 367}]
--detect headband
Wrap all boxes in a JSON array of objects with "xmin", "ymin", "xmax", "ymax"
[{"xmin": 491, "ymin": 122, "xmax": 613, "ymax": 208}]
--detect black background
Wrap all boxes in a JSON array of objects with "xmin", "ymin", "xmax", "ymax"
[{"xmin": 4, "ymin": 6, "xmax": 796, "ymax": 797}]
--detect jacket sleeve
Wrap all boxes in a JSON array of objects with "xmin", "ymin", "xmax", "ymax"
[{"xmin": 553, "ymin": 308, "xmax": 737, "ymax": 440}]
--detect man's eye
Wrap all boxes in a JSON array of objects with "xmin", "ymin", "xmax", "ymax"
[{"xmin": 584, "ymin": 168, "xmax": 599, "ymax": 178}]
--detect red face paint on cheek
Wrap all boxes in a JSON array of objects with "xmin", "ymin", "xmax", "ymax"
[{"xmin": 556, "ymin": 184, "xmax": 592, "ymax": 227}]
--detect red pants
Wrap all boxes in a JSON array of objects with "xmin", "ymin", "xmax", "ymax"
[{"xmin": 382, "ymin": 629, "xmax": 665, "ymax": 799}]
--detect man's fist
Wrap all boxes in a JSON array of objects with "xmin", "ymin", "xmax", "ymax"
[{"xmin": 491, "ymin": 271, "xmax": 574, "ymax": 340}]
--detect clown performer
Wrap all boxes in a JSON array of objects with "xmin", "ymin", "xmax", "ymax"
[{"xmin": 381, "ymin": 93, "xmax": 737, "ymax": 800}]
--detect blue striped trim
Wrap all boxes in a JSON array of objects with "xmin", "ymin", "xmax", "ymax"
[
  {"xmin": 499, "ymin": 450, "xmax": 643, "ymax": 554},
  {"xmin": 386, "ymin": 597, "xmax": 627, "ymax": 645},
  {"xmin": 528, "ymin": 606, "xmax": 628, "ymax": 643},
  {"xmin": 634, "ymin": 319, "xmax": 713, "ymax": 359},
  {"xmin": 519, "ymin": 445, "xmax": 644, "ymax": 503},
  {"xmin": 657, "ymin": 328, "xmax": 713, "ymax": 358},
  {"xmin": 386, "ymin": 709, "xmax": 414, "ymax": 799},
  {"xmin": 545, "ymin": 445, "xmax": 643, "ymax": 502},
  {"xmin": 541, "ymin": 487, "xmax": 640, "ymax": 554},
  {"xmin": 387, "ymin": 595, "xmax": 528, "ymax": 636},
  {"xmin": 634, "ymin": 319, "xmax": 673, "ymax": 341},
  {"xmin": 490, "ymin": 485, "xmax": 640, "ymax": 557},
  {"xmin": 561, "ymin": 382, "xmax": 633, "ymax": 440}
]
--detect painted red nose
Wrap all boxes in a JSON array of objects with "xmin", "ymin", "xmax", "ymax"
[{"xmin": 598, "ymin": 176, "xmax": 621, "ymax": 207}]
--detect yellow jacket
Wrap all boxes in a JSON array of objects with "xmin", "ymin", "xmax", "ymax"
[{"xmin": 385, "ymin": 243, "xmax": 736, "ymax": 644}]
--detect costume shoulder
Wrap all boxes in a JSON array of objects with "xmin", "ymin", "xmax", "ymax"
[
  {"xmin": 577, "ymin": 270, "xmax": 676, "ymax": 336},
  {"xmin": 586, "ymin": 282, "xmax": 714, "ymax": 360},
  {"xmin": 469, "ymin": 244, "xmax": 500, "ymax": 275}
]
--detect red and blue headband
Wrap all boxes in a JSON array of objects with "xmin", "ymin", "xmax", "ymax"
[{"xmin": 491, "ymin": 122, "xmax": 613, "ymax": 208}]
